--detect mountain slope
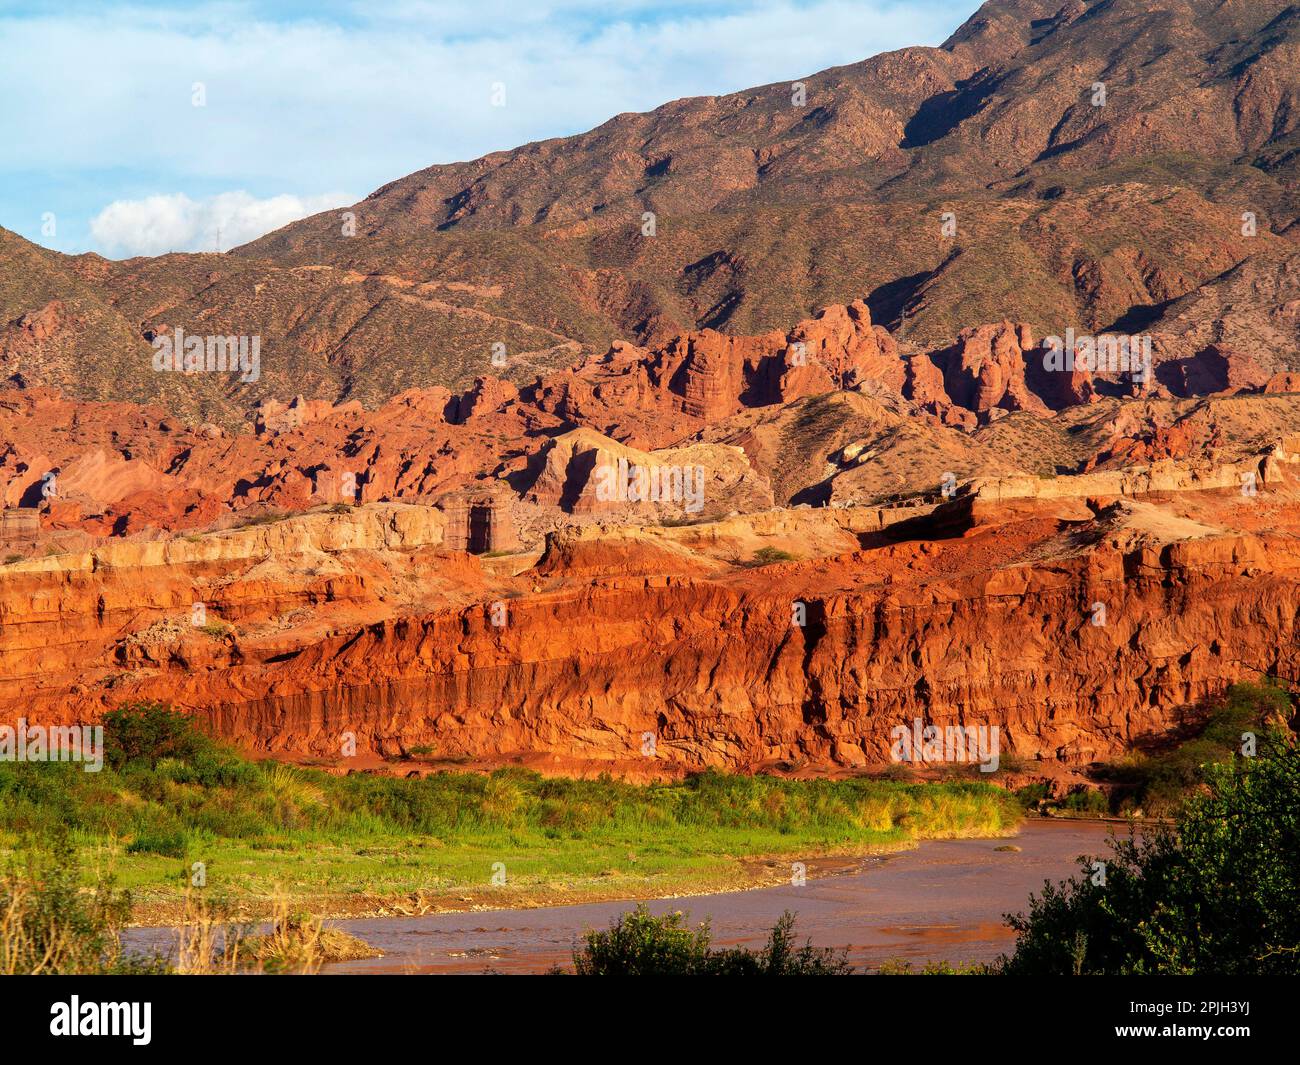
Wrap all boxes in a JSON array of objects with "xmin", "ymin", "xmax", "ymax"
[{"xmin": 3, "ymin": 0, "xmax": 1300, "ymax": 424}]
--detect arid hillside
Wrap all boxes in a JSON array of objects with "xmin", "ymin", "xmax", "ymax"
[{"xmin": 3, "ymin": 0, "xmax": 1300, "ymax": 425}]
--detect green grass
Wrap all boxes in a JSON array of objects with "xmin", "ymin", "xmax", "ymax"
[{"xmin": 0, "ymin": 706, "xmax": 1020, "ymax": 918}]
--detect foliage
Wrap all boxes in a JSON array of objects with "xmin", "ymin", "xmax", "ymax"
[
  {"xmin": 1101, "ymin": 681, "xmax": 1292, "ymax": 815},
  {"xmin": 101, "ymin": 700, "xmax": 216, "ymax": 770},
  {"xmin": 0, "ymin": 700, "xmax": 1018, "ymax": 917},
  {"xmin": 0, "ymin": 832, "xmax": 164, "ymax": 975},
  {"xmin": 747, "ymin": 546, "xmax": 799, "ymax": 566},
  {"xmin": 1000, "ymin": 736, "xmax": 1300, "ymax": 974},
  {"xmin": 571, "ymin": 905, "xmax": 852, "ymax": 975}
]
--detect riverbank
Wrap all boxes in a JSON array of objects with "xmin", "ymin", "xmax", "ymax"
[
  {"xmin": 0, "ymin": 705, "xmax": 1022, "ymax": 926},
  {"xmin": 121, "ymin": 833, "xmax": 995, "ymax": 927},
  {"xmin": 122, "ymin": 819, "xmax": 1117, "ymax": 974}
]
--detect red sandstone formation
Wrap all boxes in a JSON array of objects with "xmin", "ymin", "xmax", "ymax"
[
  {"xmin": 3, "ymin": 483, "xmax": 1299, "ymax": 779},
  {"xmin": 3, "ymin": 296, "xmax": 1217, "ymax": 544},
  {"xmin": 4, "ymin": 0, "xmax": 1300, "ymax": 788}
]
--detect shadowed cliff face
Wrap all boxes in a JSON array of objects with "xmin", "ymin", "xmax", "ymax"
[
  {"xmin": 3, "ymin": 485, "xmax": 1299, "ymax": 777},
  {"xmin": 173, "ymin": 535, "xmax": 1300, "ymax": 772}
]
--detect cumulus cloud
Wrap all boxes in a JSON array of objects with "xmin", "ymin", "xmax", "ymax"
[
  {"xmin": 88, "ymin": 191, "xmax": 351, "ymax": 257},
  {"xmin": 0, "ymin": 1, "xmax": 972, "ymax": 254}
]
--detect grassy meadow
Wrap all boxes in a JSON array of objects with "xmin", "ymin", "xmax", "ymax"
[{"xmin": 0, "ymin": 704, "xmax": 1021, "ymax": 922}]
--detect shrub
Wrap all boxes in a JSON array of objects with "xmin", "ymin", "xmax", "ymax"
[
  {"xmin": 748, "ymin": 547, "xmax": 798, "ymax": 567},
  {"xmin": 571, "ymin": 905, "xmax": 852, "ymax": 975},
  {"xmin": 238, "ymin": 510, "xmax": 287, "ymax": 527},
  {"xmin": 102, "ymin": 701, "xmax": 214, "ymax": 770},
  {"xmin": 1061, "ymin": 788, "xmax": 1109, "ymax": 815},
  {"xmin": 1015, "ymin": 781, "xmax": 1052, "ymax": 807},
  {"xmin": 0, "ymin": 833, "xmax": 165, "ymax": 975},
  {"xmin": 1000, "ymin": 737, "xmax": 1300, "ymax": 975}
]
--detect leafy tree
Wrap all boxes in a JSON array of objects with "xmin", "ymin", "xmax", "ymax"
[{"xmin": 101, "ymin": 700, "xmax": 212, "ymax": 769}]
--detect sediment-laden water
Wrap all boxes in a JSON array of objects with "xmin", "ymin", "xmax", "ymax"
[{"xmin": 322, "ymin": 819, "xmax": 1123, "ymax": 974}]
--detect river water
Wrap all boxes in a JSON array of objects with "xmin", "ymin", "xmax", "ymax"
[{"xmin": 318, "ymin": 819, "xmax": 1123, "ymax": 974}]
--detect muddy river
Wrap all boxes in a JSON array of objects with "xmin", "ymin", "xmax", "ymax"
[{"xmin": 318, "ymin": 819, "xmax": 1123, "ymax": 974}]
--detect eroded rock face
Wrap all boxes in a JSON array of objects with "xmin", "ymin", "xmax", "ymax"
[
  {"xmin": 920, "ymin": 321, "xmax": 1050, "ymax": 420},
  {"xmin": 521, "ymin": 427, "xmax": 772, "ymax": 518},
  {"xmin": 0, "ymin": 301, "xmax": 1034, "ymax": 538},
  {"xmin": 3, "ymin": 496, "xmax": 1298, "ymax": 776},
  {"xmin": 1155, "ymin": 345, "xmax": 1270, "ymax": 397},
  {"xmin": 6, "ymin": 295, "xmax": 1300, "ymax": 547},
  {"xmin": 529, "ymin": 299, "xmax": 904, "ymax": 438}
]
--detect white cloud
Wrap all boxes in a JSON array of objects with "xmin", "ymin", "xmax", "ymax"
[
  {"xmin": 0, "ymin": 1, "xmax": 972, "ymax": 254},
  {"xmin": 88, "ymin": 190, "xmax": 351, "ymax": 257}
]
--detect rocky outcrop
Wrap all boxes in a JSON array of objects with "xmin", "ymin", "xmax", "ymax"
[
  {"xmin": 437, "ymin": 486, "xmax": 522, "ymax": 553},
  {"xmin": 1155, "ymin": 345, "xmax": 1270, "ymax": 397},
  {"xmin": 918, "ymin": 321, "xmax": 1049, "ymax": 422},
  {"xmin": 4, "ymin": 499, "xmax": 1298, "ymax": 776},
  {"xmin": 447, "ymin": 376, "xmax": 520, "ymax": 423},
  {"xmin": 520, "ymin": 427, "xmax": 773, "ymax": 519}
]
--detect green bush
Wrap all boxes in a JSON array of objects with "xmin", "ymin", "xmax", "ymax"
[
  {"xmin": 1096, "ymin": 682, "xmax": 1293, "ymax": 815},
  {"xmin": 1000, "ymin": 736, "xmax": 1300, "ymax": 975},
  {"xmin": 571, "ymin": 905, "xmax": 852, "ymax": 975},
  {"xmin": 102, "ymin": 701, "xmax": 215, "ymax": 769},
  {"xmin": 1061, "ymin": 788, "xmax": 1108, "ymax": 815},
  {"xmin": 748, "ymin": 547, "xmax": 798, "ymax": 567},
  {"xmin": 0, "ymin": 833, "xmax": 165, "ymax": 974},
  {"xmin": 1015, "ymin": 781, "xmax": 1052, "ymax": 806}
]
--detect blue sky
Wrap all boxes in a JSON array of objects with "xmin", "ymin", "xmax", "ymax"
[{"xmin": 0, "ymin": 1, "xmax": 973, "ymax": 257}]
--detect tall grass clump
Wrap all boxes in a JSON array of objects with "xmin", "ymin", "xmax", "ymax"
[{"xmin": 0, "ymin": 833, "xmax": 164, "ymax": 975}]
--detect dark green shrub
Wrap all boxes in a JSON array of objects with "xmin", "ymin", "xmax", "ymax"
[
  {"xmin": 1001, "ymin": 737, "xmax": 1300, "ymax": 975},
  {"xmin": 571, "ymin": 905, "xmax": 852, "ymax": 975},
  {"xmin": 1061, "ymin": 788, "xmax": 1109, "ymax": 815}
]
